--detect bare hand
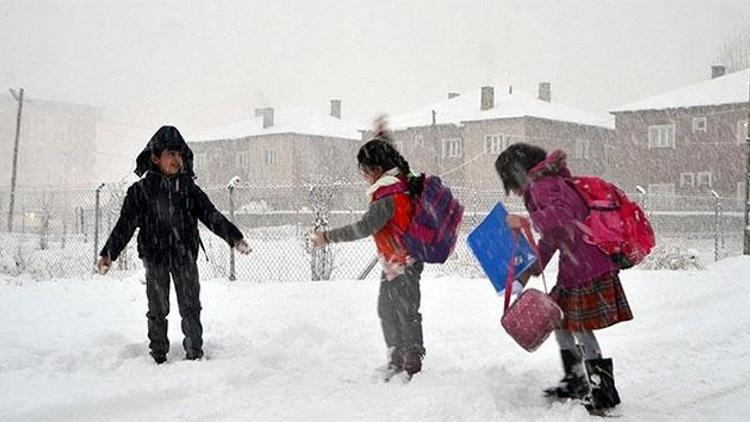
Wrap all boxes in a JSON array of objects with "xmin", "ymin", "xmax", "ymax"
[
  {"xmin": 506, "ymin": 214, "xmax": 527, "ymax": 230},
  {"xmin": 310, "ymin": 231, "xmax": 328, "ymax": 248},
  {"xmin": 235, "ymin": 238, "xmax": 252, "ymax": 255},
  {"xmin": 97, "ymin": 256, "xmax": 111, "ymax": 275}
]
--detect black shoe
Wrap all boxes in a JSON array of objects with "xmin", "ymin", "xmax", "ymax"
[
  {"xmin": 185, "ymin": 350, "xmax": 204, "ymax": 361},
  {"xmin": 388, "ymin": 347, "xmax": 404, "ymax": 371},
  {"xmin": 584, "ymin": 358, "xmax": 621, "ymax": 411},
  {"xmin": 403, "ymin": 349, "xmax": 424, "ymax": 376},
  {"xmin": 544, "ymin": 349, "xmax": 589, "ymax": 399},
  {"xmin": 150, "ymin": 351, "xmax": 167, "ymax": 365}
]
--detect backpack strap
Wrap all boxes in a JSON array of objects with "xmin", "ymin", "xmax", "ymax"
[{"xmin": 371, "ymin": 181, "xmax": 408, "ymax": 202}]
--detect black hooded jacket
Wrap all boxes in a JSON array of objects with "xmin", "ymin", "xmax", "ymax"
[{"xmin": 100, "ymin": 126, "xmax": 243, "ymax": 263}]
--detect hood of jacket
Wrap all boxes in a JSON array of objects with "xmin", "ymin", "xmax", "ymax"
[
  {"xmin": 135, "ymin": 125, "xmax": 195, "ymax": 178},
  {"xmin": 527, "ymin": 149, "xmax": 572, "ymax": 181}
]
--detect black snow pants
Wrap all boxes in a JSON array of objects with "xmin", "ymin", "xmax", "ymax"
[
  {"xmin": 144, "ymin": 258, "xmax": 203, "ymax": 358},
  {"xmin": 377, "ymin": 261, "xmax": 425, "ymax": 356}
]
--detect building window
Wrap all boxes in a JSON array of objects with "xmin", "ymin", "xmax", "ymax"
[
  {"xmin": 692, "ymin": 117, "xmax": 707, "ymax": 133},
  {"xmin": 484, "ymin": 134, "xmax": 511, "ymax": 154},
  {"xmin": 235, "ymin": 151, "xmax": 250, "ymax": 169},
  {"xmin": 194, "ymin": 152, "xmax": 207, "ymax": 171},
  {"xmin": 648, "ymin": 124, "xmax": 675, "ymax": 149},
  {"xmin": 264, "ymin": 149, "xmax": 278, "ymax": 166},
  {"xmin": 575, "ymin": 139, "xmax": 591, "ymax": 160},
  {"xmin": 414, "ymin": 134, "xmax": 424, "ymax": 149},
  {"xmin": 696, "ymin": 171, "xmax": 712, "ymax": 188},
  {"xmin": 442, "ymin": 138, "xmax": 462, "ymax": 158},
  {"xmin": 738, "ymin": 119, "xmax": 749, "ymax": 144},
  {"xmin": 679, "ymin": 172, "xmax": 694, "ymax": 188}
]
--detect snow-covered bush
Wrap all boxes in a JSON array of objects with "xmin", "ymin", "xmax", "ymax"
[{"xmin": 639, "ymin": 244, "xmax": 706, "ymax": 271}]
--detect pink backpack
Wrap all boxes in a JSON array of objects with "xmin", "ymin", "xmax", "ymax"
[
  {"xmin": 567, "ymin": 176, "xmax": 656, "ymax": 269},
  {"xmin": 500, "ymin": 222, "xmax": 562, "ymax": 352}
]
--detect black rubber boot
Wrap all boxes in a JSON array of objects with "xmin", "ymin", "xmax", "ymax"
[
  {"xmin": 584, "ymin": 358, "xmax": 621, "ymax": 412},
  {"xmin": 544, "ymin": 349, "xmax": 590, "ymax": 399}
]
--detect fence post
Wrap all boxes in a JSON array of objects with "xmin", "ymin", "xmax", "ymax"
[
  {"xmin": 228, "ymin": 183, "xmax": 236, "ymax": 281},
  {"xmin": 636, "ymin": 185, "xmax": 648, "ymax": 214},
  {"xmin": 711, "ymin": 190, "xmax": 720, "ymax": 262},
  {"xmin": 93, "ymin": 183, "xmax": 105, "ymax": 271}
]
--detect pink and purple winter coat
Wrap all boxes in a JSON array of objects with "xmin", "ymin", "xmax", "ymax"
[{"xmin": 523, "ymin": 151, "xmax": 619, "ymax": 289}]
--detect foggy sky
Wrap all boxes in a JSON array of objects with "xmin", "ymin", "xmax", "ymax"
[{"xmin": 1, "ymin": 0, "xmax": 748, "ymax": 176}]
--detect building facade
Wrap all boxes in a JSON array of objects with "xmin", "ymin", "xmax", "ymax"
[{"xmin": 609, "ymin": 66, "xmax": 749, "ymax": 205}]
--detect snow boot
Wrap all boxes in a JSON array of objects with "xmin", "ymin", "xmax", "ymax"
[
  {"xmin": 584, "ymin": 358, "xmax": 621, "ymax": 412},
  {"xmin": 544, "ymin": 349, "xmax": 589, "ymax": 399},
  {"xmin": 150, "ymin": 351, "xmax": 167, "ymax": 365},
  {"xmin": 185, "ymin": 350, "xmax": 204, "ymax": 361},
  {"xmin": 403, "ymin": 349, "xmax": 423, "ymax": 376},
  {"xmin": 388, "ymin": 347, "xmax": 404, "ymax": 371}
]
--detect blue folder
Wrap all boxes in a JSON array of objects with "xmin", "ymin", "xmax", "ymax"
[{"xmin": 467, "ymin": 202, "xmax": 537, "ymax": 293}]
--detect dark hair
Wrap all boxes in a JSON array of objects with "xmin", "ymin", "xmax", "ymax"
[
  {"xmin": 358, "ymin": 138, "xmax": 424, "ymax": 196},
  {"xmin": 494, "ymin": 143, "xmax": 547, "ymax": 194}
]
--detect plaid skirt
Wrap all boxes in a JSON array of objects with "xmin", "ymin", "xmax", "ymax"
[{"xmin": 549, "ymin": 273, "xmax": 633, "ymax": 332}]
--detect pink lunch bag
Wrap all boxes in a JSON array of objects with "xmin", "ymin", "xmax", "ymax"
[{"xmin": 500, "ymin": 223, "xmax": 563, "ymax": 352}]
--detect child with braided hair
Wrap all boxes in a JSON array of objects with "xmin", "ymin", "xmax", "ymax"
[{"xmin": 310, "ymin": 135, "xmax": 426, "ymax": 379}]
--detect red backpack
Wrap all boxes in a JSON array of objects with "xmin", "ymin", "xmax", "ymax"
[{"xmin": 566, "ymin": 176, "xmax": 655, "ymax": 269}]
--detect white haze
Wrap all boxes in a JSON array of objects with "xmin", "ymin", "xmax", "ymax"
[{"xmin": 0, "ymin": 0, "xmax": 748, "ymax": 180}]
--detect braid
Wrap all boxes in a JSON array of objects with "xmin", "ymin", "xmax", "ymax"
[
  {"xmin": 392, "ymin": 149, "xmax": 424, "ymax": 197},
  {"xmin": 358, "ymin": 138, "xmax": 424, "ymax": 196}
]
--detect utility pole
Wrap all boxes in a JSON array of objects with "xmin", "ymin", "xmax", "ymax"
[{"xmin": 7, "ymin": 88, "xmax": 24, "ymax": 233}]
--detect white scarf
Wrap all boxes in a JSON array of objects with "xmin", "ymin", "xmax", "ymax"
[{"xmin": 365, "ymin": 168, "xmax": 402, "ymax": 201}]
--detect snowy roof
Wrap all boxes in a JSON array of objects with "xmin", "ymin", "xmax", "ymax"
[
  {"xmin": 610, "ymin": 68, "xmax": 750, "ymax": 113},
  {"xmin": 389, "ymin": 87, "xmax": 613, "ymax": 130},
  {"xmin": 190, "ymin": 105, "xmax": 364, "ymax": 142}
]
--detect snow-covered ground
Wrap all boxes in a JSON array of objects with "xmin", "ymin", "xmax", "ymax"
[{"xmin": 2, "ymin": 257, "xmax": 749, "ymax": 421}]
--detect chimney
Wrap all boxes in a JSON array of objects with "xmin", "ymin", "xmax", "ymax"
[
  {"xmin": 538, "ymin": 82, "xmax": 551, "ymax": 102},
  {"xmin": 448, "ymin": 92, "xmax": 460, "ymax": 99},
  {"xmin": 259, "ymin": 107, "xmax": 274, "ymax": 128},
  {"xmin": 431, "ymin": 109, "xmax": 437, "ymax": 125},
  {"xmin": 330, "ymin": 99, "xmax": 342, "ymax": 119},
  {"xmin": 480, "ymin": 86, "xmax": 494, "ymax": 110},
  {"xmin": 711, "ymin": 65, "xmax": 726, "ymax": 79}
]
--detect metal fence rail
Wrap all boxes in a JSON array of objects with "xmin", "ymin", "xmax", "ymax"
[{"xmin": 0, "ymin": 182, "xmax": 745, "ymax": 280}]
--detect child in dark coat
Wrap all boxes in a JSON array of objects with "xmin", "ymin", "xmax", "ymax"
[
  {"xmin": 310, "ymin": 138, "xmax": 426, "ymax": 378},
  {"xmin": 496, "ymin": 144, "xmax": 632, "ymax": 412},
  {"xmin": 97, "ymin": 126, "xmax": 251, "ymax": 364}
]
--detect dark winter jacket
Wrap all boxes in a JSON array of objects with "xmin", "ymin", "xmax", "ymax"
[{"xmin": 100, "ymin": 126, "xmax": 243, "ymax": 263}]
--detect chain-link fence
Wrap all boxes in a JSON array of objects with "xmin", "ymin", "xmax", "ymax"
[{"xmin": 0, "ymin": 182, "xmax": 746, "ymax": 280}]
